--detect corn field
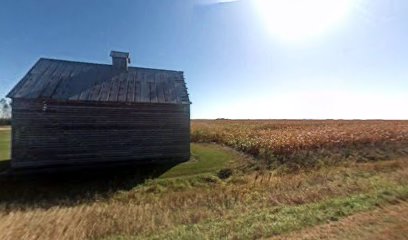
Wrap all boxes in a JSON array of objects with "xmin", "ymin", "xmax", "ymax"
[{"xmin": 191, "ymin": 120, "xmax": 408, "ymax": 167}]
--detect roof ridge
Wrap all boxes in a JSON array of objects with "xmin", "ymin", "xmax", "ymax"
[{"xmin": 39, "ymin": 58, "xmax": 183, "ymax": 73}]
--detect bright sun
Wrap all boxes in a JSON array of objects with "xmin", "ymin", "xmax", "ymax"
[{"xmin": 252, "ymin": 0, "xmax": 355, "ymax": 42}]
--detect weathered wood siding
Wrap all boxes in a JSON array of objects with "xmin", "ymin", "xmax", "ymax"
[{"xmin": 11, "ymin": 99, "xmax": 190, "ymax": 168}]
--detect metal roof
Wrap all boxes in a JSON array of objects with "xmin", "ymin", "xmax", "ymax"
[{"xmin": 7, "ymin": 58, "xmax": 190, "ymax": 104}]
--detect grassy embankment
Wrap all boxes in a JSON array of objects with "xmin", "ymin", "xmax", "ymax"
[{"xmin": 0, "ymin": 121, "xmax": 407, "ymax": 239}]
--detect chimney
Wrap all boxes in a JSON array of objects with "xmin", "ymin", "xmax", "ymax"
[{"xmin": 110, "ymin": 51, "xmax": 130, "ymax": 71}]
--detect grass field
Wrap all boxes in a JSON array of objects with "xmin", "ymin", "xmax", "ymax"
[
  {"xmin": 0, "ymin": 121, "xmax": 408, "ymax": 240},
  {"xmin": 0, "ymin": 127, "xmax": 10, "ymax": 161}
]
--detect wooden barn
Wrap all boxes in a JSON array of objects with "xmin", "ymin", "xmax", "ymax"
[{"xmin": 6, "ymin": 51, "xmax": 191, "ymax": 169}]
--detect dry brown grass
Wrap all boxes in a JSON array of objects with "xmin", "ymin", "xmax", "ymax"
[
  {"xmin": 273, "ymin": 201, "xmax": 408, "ymax": 240},
  {"xmin": 0, "ymin": 158, "xmax": 407, "ymax": 240}
]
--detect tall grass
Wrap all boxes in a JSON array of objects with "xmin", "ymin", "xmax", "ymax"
[{"xmin": 0, "ymin": 158, "xmax": 407, "ymax": 240}]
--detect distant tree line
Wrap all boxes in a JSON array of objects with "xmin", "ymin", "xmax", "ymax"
[{"xmin": 0, "ymin": 98, "xmax": 11, "ymax": 125}]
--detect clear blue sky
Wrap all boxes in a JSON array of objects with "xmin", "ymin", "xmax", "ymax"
[{"xmin": 1, "ymin": 0, "xmax": 407, "ymax": 119}]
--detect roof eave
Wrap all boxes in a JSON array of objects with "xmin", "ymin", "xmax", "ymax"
[{"xmin": 6, "ymin": 58, "xmax": 45, "ymax": 99}]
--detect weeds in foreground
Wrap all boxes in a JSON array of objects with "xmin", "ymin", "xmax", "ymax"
[{"xmin": 0, "ymin": 158, "xmax": 407, "ymax": 240}]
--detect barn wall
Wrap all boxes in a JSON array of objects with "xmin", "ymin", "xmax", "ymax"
[{"xmin": 11, "ymin": 99, "xmax": 190, "ymax": 168}]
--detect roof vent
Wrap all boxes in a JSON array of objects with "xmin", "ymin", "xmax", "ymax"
[{"xmin": 110, "ymin": 51, "xmax": 130, "ymax": 71}]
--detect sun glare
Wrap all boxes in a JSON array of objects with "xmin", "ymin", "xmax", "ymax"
[{"xmin": 253, "ymin": 0, "xmax": 355, "ymax": 42}]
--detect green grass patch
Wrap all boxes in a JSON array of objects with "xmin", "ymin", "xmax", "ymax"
[
  {"xmin": 115, "ymin": 144, "xmax": 242, "ymax": 195},
  {"xmin": 0, "ymin": 129, "xmax": 10, "ymax": 161},
  {"xmin": 159, "ymin": 143, "xmax": 236, "ymax": 179}
]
